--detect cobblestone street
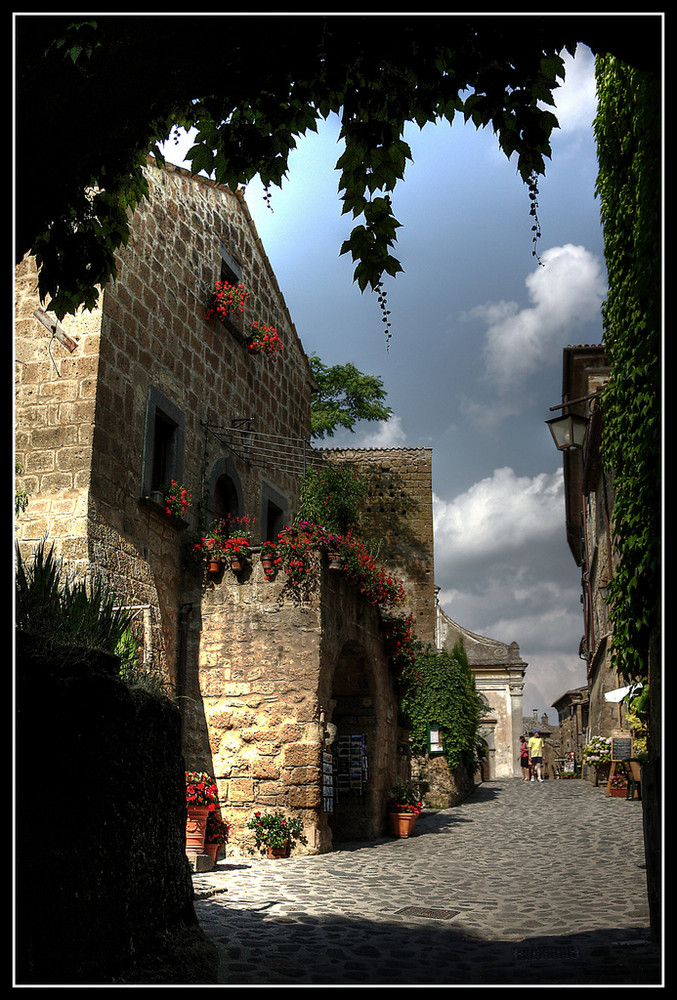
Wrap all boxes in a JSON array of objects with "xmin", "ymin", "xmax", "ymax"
[{"xmin": 192, "ymin": 779, "xmax": 662, "ymax": 985}]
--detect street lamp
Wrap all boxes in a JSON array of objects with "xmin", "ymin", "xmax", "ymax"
[
  {"xmin": 231, "ymin": 418, "xmax": 256, "ymax": 449},
  {"xmin": 545, "ymin": 412, "xmax": 588, "ymax": 451}
]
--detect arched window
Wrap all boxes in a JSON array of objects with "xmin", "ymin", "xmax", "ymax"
[
  {"xmin": 207, "ymin": 458, "xmax": 244, "ymax": 531},
  {"xmin": 213, "ymin": 474, "xmax": 239, "ymax": 527}
]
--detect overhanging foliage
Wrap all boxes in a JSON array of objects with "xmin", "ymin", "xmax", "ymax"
[{"xmin": 16, "ymin": 14, "xmax": 660, "ymax": 324}]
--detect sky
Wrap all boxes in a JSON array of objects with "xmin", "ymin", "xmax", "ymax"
[{"xmin": 163, "ymin": 39, "xmax": 604, "ymax": 724}]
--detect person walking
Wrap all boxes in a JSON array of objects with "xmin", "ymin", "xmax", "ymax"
[
  {"xmin": 528, "ymin": 730, "xmax": 544, "ymax": 782},
  {"xmin": 519, "ymin": 735, "xmax": 531, "ymax": 781}
]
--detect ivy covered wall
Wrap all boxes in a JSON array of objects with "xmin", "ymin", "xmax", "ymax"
[{"xmin": 594, "ymin": 56, "xmax": 661, "ymax": 691}]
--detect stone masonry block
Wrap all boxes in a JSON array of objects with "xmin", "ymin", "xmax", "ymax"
[
  {"xmin": 283, "ymin": 743, "xmax": 322, "ymax": 769},
  {"xmin": 228, "ymin": 778, "xmax": 255, "ymax": 802},
  {"xmin": 288, "ymin": 785, "xmax": 321, "ymax": 809}
]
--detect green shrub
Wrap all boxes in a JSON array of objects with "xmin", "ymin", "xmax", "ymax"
[
  {"xmin": 399, "ymin": 641, "xmax": 484, "ymax": 769},
  {"xmin": 296, "ymin": 463, "xmax": 369, "ymax": 536},
  {"xmin": 15, "ymin": 536, "xmax": 131, "ymax": 660}
]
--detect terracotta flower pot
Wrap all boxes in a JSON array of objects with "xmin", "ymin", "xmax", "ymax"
[
  {"xmin": 389, "ymin": 811, "xmax": 417, "ymax": 838},
  {"xmin": 186, "ymin": 805, "xmax": 210, "ymax": 852},
  {"xmin": 204, "ymin": 842, "xmax": 220, "ymax": 864},
  {"xmin": 207, "ymin": 558, "xmax": 223, "ymax": 574},
  {"xmin": 266, "ymin": 843, "xmax": 290, "ymax": 858}
]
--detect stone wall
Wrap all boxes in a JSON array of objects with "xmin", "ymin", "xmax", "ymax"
[
  {"xmin": 14, "ymin": 254, "xmax": 103, "ymax": 574},
  {"xmin": 411, "ymin": 753, "xmax": 477, "ymax": 809},
  {"xmin": 181, "ymin": 552, "xmax": 401, "ymax": 855},
  {"xmin": 15, "ymin": 639, "xmax": 217, "ymax": 985},
  {"xmin": 323, "ymin": 447, "xmax": 436, "ymax": 644},
  {"xmin": 15, "ymin": 156, "xmax": 317, "ymax": 687},
  {"xmin": 14, "ymin": 159, "xmax": 411, "ymax": 871}
]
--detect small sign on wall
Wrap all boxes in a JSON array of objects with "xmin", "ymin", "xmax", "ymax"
[{"xmin": 427, "ymin": 723, "xmax": 444, "ymax": 756}]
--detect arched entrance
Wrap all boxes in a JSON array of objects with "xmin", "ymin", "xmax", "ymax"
[{"xmin": 326, "ymin": 641, "xmax": 392, "ymax": 843}]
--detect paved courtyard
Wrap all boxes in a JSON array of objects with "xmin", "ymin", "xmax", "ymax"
[{"xmin": 192, "ymin": 778, "xmax": 661, "ymax": 985}]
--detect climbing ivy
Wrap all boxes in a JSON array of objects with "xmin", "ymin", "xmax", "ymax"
[
  {"xmin": 593, "ymin": 55, "xmax": 661, "ymax": 686},
  {"xmin": 398, "ymin": 641, "xmax": 484, "ymax": 770}
]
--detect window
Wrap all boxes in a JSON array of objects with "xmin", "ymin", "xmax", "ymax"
[
  {"xmin": 207, "ymin": 457, "xmax": 244, "ymax": 528},
  {"xmin": 265, "ymin": 499, "xmax": 284, "ymax": 542},
  {"xmin": 261, "ymin": 483, "xmax": 288, "ymax": 542},
  {"xmin": 218, "ymin": 244, "xmax": 246, "ymax": 340},
  {"xmin": 220, "ymin": 245, "xmax": 242, "ymax": 285},
  {"xmin": 213, "ymin": 473, "xmax": 239, "ymax": 526},
  {"xmin": 142, "ymin": 387, "xmax": 185, "ymax": 497}
]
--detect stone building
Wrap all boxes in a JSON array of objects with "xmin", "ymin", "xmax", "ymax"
[
  {"xmin": 435, "ymin": 607, "xmax": 527, "ymax": 779},
  {"xmin": 546, "ymin": 345, "xmax": 625, "ymax": 751},
  {"xmin": 552, "ymin": 685, "xmax": 589, "ymax": 768},
  {"xmin": 322, "ymin": 446, "xmax": 437, "ymax": 644},
  {"xmin": 15, "ymin": 157, "xmax": 410, "ymax": 856}
]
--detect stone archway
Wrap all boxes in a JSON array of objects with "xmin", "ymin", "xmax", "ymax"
[{"xmin": 326, "ymin": 640, "xmax": 392, "ymax": 843}]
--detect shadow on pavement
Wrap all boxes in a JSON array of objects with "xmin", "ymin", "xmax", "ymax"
[{"xmin": 196, "ymin": 896, "xmax": 661, "ymax": 986}]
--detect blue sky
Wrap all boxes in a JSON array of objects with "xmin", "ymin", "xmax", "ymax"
[{"xmin": 163, "ymin": 41, "xmax": 604, "ymax": 723}]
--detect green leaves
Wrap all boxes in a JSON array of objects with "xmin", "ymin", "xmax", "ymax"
[
  {"xmin": 309, "ymin": 354, "xmax": 392, "ymax": 439},
  {"xmin": 594, "ymin": 55, "xmax": 661, "ymax": 687},
  {"xmin": 16, "ymin": 536, "xmax": 133, "ymax": 661},
  {"xmin": 19, "ymin": 17, "xmax": 580, "ymax": 332},
  {"xmin": 399, "ymin": 641, "xmax": 484, "ymax": 770}
]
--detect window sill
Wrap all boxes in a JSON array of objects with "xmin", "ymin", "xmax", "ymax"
[{"xmin": 139, "ymin": 494, "xmax": 189, "ymax": 531}]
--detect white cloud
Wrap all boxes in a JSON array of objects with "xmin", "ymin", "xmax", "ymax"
[
  {"xmin": 433, "ymin": 466, "xmax": 565, "ymax": 564},
  {"xmin": 433, "ymin": 466, "xmax": 586, "ymax": 714},
  {"xmin": 554, "ymin": 46, "xmax": 598, "ymax": 133},
  {"xmin": 463, "ymin": 244, "xmax": 606, "ymax": 393},
  {"xmin": 353, "ymin": 414, "xmax": 407, "ymax": 449}
]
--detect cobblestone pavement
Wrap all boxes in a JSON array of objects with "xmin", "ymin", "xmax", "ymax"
[{"xmin": 192, "ymin": 779, "xmax": 662, "ymax": 986}]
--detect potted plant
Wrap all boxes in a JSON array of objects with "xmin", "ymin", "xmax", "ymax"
[
  {"xmin": 194, "ymin": 519, "xmax": 230, "ymax": 574},
  {"xmin": 204, "ymin": 809, "xmax": 231, "ymax": 864},
  {"xmin": 260, "ymin": 538, "xmax": 277, "ymax": 574},
  {"xmin": 205, "ymin": 279, "xmax": 249, "ymax": 323},
  {"xmin": 245, "ymin": 809, "xmax": 305, "ymax": 858},
  {"xmin": 583, "ymin": 735, "xmax": 612, "ymax": 785},
  {"xmin": 275, "ymin": 530, "xmax": 317, "ymax": 600},
  {"xmin": 317, "ymin": 531, "xmax": 343, "ymax": 570},
  {"xmin": 223, "ymin": 513, "xmax": 255, "ymax": 572},
  {"xmin": 608, "ymin": 771, "xmax": 629, "ymax": 798},
  {"xmin": 185, "ymin": 770, "xmax": 219, "ymax": 853},
  {"xmin": 162, "ymin": 479, "xmax": 192, "ymax": 519},
  {"xmin": 387, "ymin": 783, "xmax": 422, "ymax": 838},
  {"xmin": 247, "ymin": 320, "xmax": 283, "ymax": 359}
]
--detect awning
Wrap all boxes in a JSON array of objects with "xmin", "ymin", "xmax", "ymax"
[{"xmin": 604, "ymin": 683, "xmax": 643, "ymax": 703}]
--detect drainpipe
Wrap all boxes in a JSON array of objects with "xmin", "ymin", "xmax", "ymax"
[
  {"xmin": 176, "ymin": 603, "xmax": 193, "ymax": 704},
  {"xmin": 581, "ymin": 497, "xmax": 595, "ymax": 667}
]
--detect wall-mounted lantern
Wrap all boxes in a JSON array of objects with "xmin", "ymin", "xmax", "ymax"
[{"xmin": 545, "ymin": 412, "xmax": 588, "ymax": 451}]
